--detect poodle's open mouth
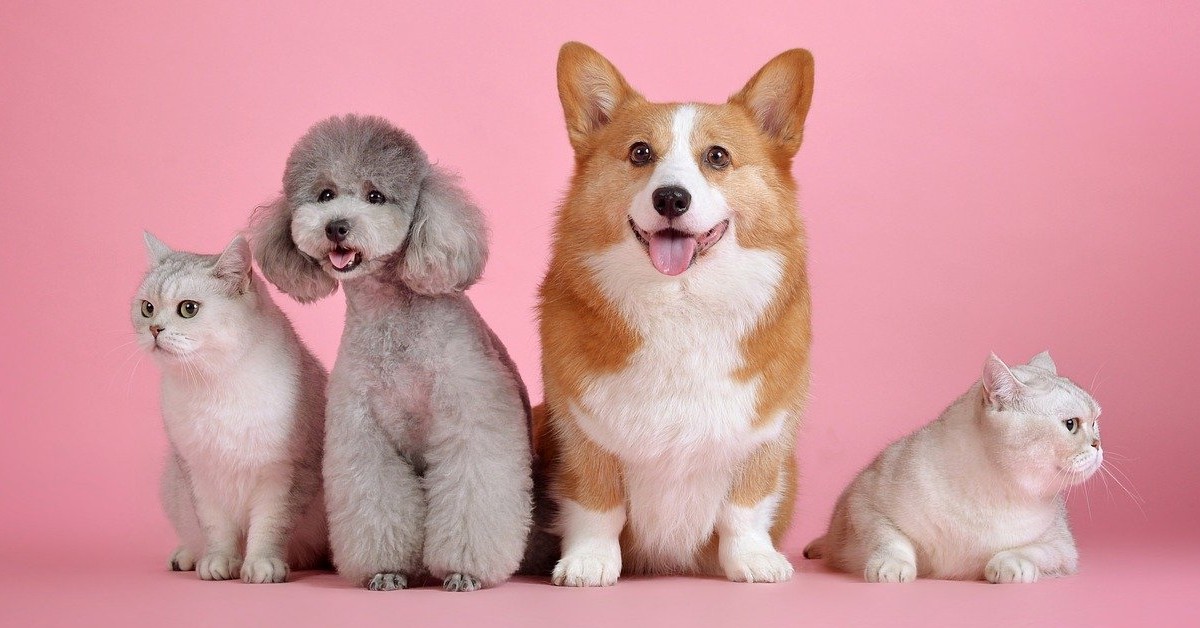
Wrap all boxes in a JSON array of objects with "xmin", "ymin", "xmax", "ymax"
[
  {"xmin": 328, "ymin": 248, "xmax": 363, "ymax": 273},
  {"xmin": 630, "ymin": 218, "xmax": 729, "ymax": 276}
]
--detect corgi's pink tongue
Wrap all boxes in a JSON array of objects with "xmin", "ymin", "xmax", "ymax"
[
  {"xmin": 648, "ymin": 232, "xmax": 697, "ymax": 276},
  {"xmin": 328, "ymin": 250, "xmax": 356, "ymax": 270}
]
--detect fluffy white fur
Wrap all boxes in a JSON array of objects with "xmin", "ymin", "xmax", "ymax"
[
  {"xmin": 804, "ymin": 351, "xmax": 1102, "ymax": 583},
  {"xmin": 251, "ymin": 115, "xmax": 532, "ymax": 591},
  {"xmin": 135, "ymin": 233, "xmax": 328, "ymax": 583}
]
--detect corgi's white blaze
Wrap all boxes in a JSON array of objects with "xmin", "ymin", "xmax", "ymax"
[
  {"xmin": 578, "ymin": 216, "xmax": 786, "ymax": 572},
  {"xmin": 628, "ymin": 105, "xmax": 729, "ymax": 236}
]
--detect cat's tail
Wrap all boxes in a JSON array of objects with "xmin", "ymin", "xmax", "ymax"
[{"xmin": 802, "ymin": 535, "xmax": 827, "ymax": 560}]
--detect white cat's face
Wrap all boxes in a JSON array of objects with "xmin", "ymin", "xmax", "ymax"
[
  {"xmin": 133, "ymin": 234, "xmax": 255, "ymax": 369},
  {"xmin": 982, "ymin": 352, "xmax": 1103, "ymax": 493}
]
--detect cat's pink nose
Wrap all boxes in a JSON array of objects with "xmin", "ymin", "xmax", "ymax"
[
  {"xmin": 150, "ymin": 325, "xmax": 164, "ymax": 338},
  {"xmin": 1091, "ymin": 438, "xmax": 1101, "ymax": 449}
]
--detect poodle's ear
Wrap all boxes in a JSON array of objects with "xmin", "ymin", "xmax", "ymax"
[
  {"xmin": 398, "ymin": 166, "xmax": 489, "ymax": 295},
  {"xmin": 143, "ymin": 231, "xmax": 173, "ymax": 265},
  {"xmin": 248, "ymin": 196, "xmax": 337, "ymax": 303}
]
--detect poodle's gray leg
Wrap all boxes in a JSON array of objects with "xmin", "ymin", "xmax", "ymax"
[
  {"xmin": 324, "ymin": 389, "xmax": 425, "ymax": 589},
  {"xmin": 160, "ymin": 451, "xmax": 202, "ymax": 571},
  {"xmin": 422, "ymin": 373, "xmax": 533, "ymax": 590}
]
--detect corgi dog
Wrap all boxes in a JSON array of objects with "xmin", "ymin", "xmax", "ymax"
[{"xmin": 535, "ymin": 42, "xmax": 815, "ymax": 586}]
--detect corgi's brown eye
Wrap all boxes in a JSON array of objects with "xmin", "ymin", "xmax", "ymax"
[
  {"xmin": 629, "ymin": 142, "xmax": 654, "ymax": 166},
  {"xmin": 1063, "ymin": 418, "xmax": 1078, "ymax": 433},
  {"xmin": 140, "ymin": 300, "xmax": 154, "ymax": 317},
  {"xmin": 704, "ymin": 146, "xmax": 730, "ymax": 169},
  {"xmin": 367, "ymin": 191, "xmax": 386, "ymax": 204},
  {"xmin": 318, "ymin": 189, "xmax": 335, "ymax": 202}
]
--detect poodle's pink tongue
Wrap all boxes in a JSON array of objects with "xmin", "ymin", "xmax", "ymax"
[
  {"xmin": 329, "ymin": 250, "xmax": 355, "ymax": 270},
  {"xmin": 648, "ymin": 232, "xmax": 697, "ymax": 276}
]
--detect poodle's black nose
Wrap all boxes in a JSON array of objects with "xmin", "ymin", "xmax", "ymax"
[
  {"xmin": 325, "ymin": 219, "xmax": 351, "ymax": 243},
  {"xmin": 652, "ymin": 186, "xmax": 691, "ymax": 218}
]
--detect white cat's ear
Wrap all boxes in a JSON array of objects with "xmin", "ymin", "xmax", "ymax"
[
  {"xmin": 213, "ymin": 235, "xmax": 252, "ymax": 294},
  {"xmin": 983, "ymin": 353, "xmax": 1026, "ymax": 408},
  {"xmin": 143, "ymin": 231, "xmax": 173, "ymax": 264},
  {"xmin": 1028, "ymin": 350, "xmax": 1057, "ymax": 374}
]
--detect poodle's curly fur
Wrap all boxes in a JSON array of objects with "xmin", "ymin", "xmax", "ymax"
[{"xmin": 251, "ymin": 114, "xmax": 533, "ymax": 591}]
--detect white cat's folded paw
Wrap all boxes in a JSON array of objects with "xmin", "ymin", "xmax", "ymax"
[
  {"xmin": 241, "ymin": 555, "xmax": 289, "ymax": 584},
  {"xmin": 169, "ymin": 546, "xmax": 196, "ymax": 572},
  {"xmin": 865, "ymin": 555, "xmax": 917, "ymax": 583},
  {"xmin": 197, "ymin": 553, "xmax": 242, "ymax": 581},
  {"xmin": 723, "ymin": 549, "xmax": 795, "ymax": 583},
  {"xmin": 552, "ymin": 551, "xmax": 621, "ymax": 587},
  {"xmin": 986, "ymin": 551, "xmax": 1039, "ymax": 583}
]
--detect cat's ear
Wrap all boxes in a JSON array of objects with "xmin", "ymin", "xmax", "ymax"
[
  {"xmin": 213, "ymin": 235, "xmax": 252, "ymax": 295},
  {"xmin": 1028, "ymin": 350, "xmax": 1057, "ymax": 375},
  {"xmin": 143, "ymin": 231, "xmax": 173, "ymax": 265},
  {"xmin": 983, "ymin": 353, "xmax": 1027, "ymax": 408}
]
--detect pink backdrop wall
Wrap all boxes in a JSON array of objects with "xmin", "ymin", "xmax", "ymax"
[{"xmin": 2, "ymin": 0, "xmax": 1197, "ymax": 578}]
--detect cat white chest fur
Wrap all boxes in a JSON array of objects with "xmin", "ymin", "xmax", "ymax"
[{"xmin": 579, "ymin": 237, "xmax": 785, "ymax": 568}]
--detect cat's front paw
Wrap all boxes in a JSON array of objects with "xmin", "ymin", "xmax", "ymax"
[
  {"xmin": 865, "ymin": 554, "xmax": 916, "ymax": 583},
  {"xmin": 241, "ymin": 556, "xmax": 289, "ymax": 584},
  {"xmin": 366, "ymin": 572, "xmax": 408, "ymax": 591},
  {"xmin": 552, "ymin": 551, "xmax": 621, "ymax": 587},
  {"xmin": 169, "ymin": 546, "xmax": 196, "ymax": 572},
  {"xmin": 723, "ymin": 549, "xmax": 795, "ymax": 583},
  {"xmin": 443, "ymin": 573, "xmax": 483, "ymax": 592},
  {"xmin": 197, "ymin": 553, "xmax": 242, "ymax": 581},
  {"xmin": 986, "ymin": 551, "xmax": 1039, "ymax": 583}
]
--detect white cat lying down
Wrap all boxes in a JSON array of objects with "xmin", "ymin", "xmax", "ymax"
[{"xmin": 804, "ymin": 351, "xmax": 1102, "ymax": 583}]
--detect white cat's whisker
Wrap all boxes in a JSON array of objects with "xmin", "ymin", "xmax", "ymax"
[
  {"xmin": 1102, "ymin": 461, "xmax": 1145, "ymax": 505},
  {"xmin": 1100, "ymin": 465, "xmax": 1147, "ymax": 519}
]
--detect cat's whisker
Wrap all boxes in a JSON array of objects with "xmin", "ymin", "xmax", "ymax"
[
  {"xmin": 1102, "ymin": 460, "xmax": 1145, "ymax": 504},
  {"xmin": 1100, "ymin": 465, "xmax": 1147, "ymax": 519}
]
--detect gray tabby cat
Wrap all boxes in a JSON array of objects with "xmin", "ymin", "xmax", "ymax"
[
  {"xmin": 804, "ymin": 351, "xmax": 1102, "ymax": 583},
  {"xmin": 133, "ymin": 232, "xmax": 328, "ymax": 583}
]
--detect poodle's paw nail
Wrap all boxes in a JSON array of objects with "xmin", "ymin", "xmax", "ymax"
[
  {"xmin": 443, "ymin": 573, "xmax": 482, "ymax": 592},
  {"xmin": 366, "ymin": 572, "xmax": 408, "ymax": 591}
]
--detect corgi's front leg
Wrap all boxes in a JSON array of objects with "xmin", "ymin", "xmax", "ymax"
[
  {"xmin": 551, "ymin": 417, "xmax": 625, "ymax": 587},
  {"xmin": 717, "ymin": 444, "xmax": 794, "ymax": 583}
]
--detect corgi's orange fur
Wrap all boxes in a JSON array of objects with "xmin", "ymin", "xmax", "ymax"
[{"xmin": 536, "ymin": 42, "xmax": 814, "ymax": 585}]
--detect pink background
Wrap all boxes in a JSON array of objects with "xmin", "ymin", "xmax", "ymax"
[{"xmin": 2, "ymin": 1, "xmax": 1198, "ymax": 626}]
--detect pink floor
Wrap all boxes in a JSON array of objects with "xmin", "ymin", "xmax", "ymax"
[{"xmin": 2, "ymin": 539, "xmax": 1195, "ymax": 627}]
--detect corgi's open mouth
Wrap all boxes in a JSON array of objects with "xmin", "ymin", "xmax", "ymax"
[
  {"xmin": 328, "ymin": 248, "xmax": 363, "ymax": 272},
  {"xmin": 630, "ymin": 218, "xmax": 729, "ymax": 276}
]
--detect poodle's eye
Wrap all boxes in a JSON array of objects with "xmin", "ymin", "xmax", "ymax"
[
  {"xmin": 177, "ymin": 300, "xmax": 200, "ymax": 318},
  {"xmin": 140, "ymin": 300, "xmax": 154, "ymax": 318},
  {"xmin": 629, "ymin": 142, "xmax": 654, "ymax": 166},
  {"xmin": 1063, "ymin": 418, "xmax": 1078, "ymax": 433},
  {"xmin": 367, "ymin": 190, "xmax": 386, "ymax": 205},
  {"xmin": 704, "ymin": 146, "xmax": 731, "ymax": 169},
  {"xmin": 318, "ymin": 189, "xmax": 336, "ymax": 203}
]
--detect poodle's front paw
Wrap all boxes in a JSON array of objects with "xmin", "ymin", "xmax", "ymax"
[
  {"xmin": 169, "ymin": 546, "xmax": 196, "ymax": 572},
  {"xmin": 241, "ymin": 555, "xmax": 289, "ymax": 584},
  {"xmin": 723, "ymin": 549, "xmax": 795, "ymax": 583},
  {"xmin": 865, "ymin": 553, "xmax": 916, "ymax": 583},
  {"xmin": 552, "ymin": 551, "xmax": 621, "ymax": 587},
  {"xmin": 986, "ymin": 551, "xmax": 1039, "ymax": 584},
  {"xmin": 443, "ymin": 573, "xmax": 483, "ymax": 592},
  {"xmin": 197, "ymin": 553, "xmax": 241, "ymax": 581},
  {"xmin": 366, "ymin": 572, "xmax": 408, "ymax": 591}
]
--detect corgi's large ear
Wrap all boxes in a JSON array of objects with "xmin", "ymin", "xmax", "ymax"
[
  {"xmin": 557, "ymin": 41, "xmax": 641, "ymax": 153},
  {"xmin": 729, "ymin": 49, "xmax": 815, "ymax": 156},
  {"xmin": 397, "ymin": 166, "xmax": 488, "ymax": 295},
  {"xmin": 248, "ymin": 196, "xmax": 337, "ymax": 303},
  {"xmin": 143, "ymin": 231, "xmax": 173, "ymax": 265}
]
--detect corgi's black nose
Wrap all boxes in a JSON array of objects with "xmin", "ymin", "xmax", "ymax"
[
  {"xmin": 652, "ymin": 186, "xmax": 691, "ymax": 218},
  {"xmin": 325, "ymin": 219, "xmax": 351, "ymax": 243}
]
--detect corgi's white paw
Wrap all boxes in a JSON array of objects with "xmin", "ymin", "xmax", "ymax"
[{"xmin": 552, "ymin": 551, "xmax": 621, "ymax": 587}]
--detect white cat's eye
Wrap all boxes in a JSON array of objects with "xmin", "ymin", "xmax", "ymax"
[
  {"xmin": 1063, "ymin": 418, "xmax": 1079, "ymax": 433},
  {"xmin": 177, "ymin": 300, "xmax": 200, "ymax": 318},
  {"xmin": 140, "ymin": 300, "xmax": 154, "ymax": 318}
]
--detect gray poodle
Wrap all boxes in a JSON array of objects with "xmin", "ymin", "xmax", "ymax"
[{"xmin": 251, "ymin": 114, "xmax": 533, "ymax": 591}]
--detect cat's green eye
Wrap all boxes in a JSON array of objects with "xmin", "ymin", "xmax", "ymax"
[
  {"xmin": 1063, "ymin": 418, "xmax": 1078, "ymax": 433},
  {"xmin": 140, "ymin": 300, "xmax": 154, "ymax": 317},
  {"xmin": 177, "ymin": 300, "xmax": 200, "ymax": 318}
]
